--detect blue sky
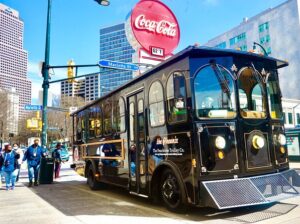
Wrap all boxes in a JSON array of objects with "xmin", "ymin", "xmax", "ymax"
[{"xmin": 1, "ymin": 0, "xmax": 287, "ymax": 102}]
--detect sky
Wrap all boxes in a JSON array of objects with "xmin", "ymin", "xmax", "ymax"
[{"xmin": 1, "ymin": 0, "xmax": 287, "ymax": 103}]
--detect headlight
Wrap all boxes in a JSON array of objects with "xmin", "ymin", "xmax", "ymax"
[
  {"xmin": 278, "ymin": 134, "xmax": 287, "ymax": 145},
  {"xmin": 252, "ymin": 135, "xmax": 265, "ymax": 149},
  {"xmin": 215, "ymin": 136, "xmax": 226, "ymax": 150}
]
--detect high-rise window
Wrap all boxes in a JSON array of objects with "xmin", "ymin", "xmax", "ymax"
[
  {"xmin": 215, "ymin": 42, "xmax": 226, "ymax": 49},
  {"xmin": 288, "ymin": 112, "xmax": 293, "ymax": 124},
  {"xmin": 258, "ymin": 22, "xmax": 271, "ymax": 55},
  {"xmin": 259, "ymin": 22, "xmax": 269, "ymax": 33}
]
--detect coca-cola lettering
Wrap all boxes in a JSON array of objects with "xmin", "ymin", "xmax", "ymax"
[{"xmin": 134, "ymin": 15, "xmax": 177, "ymax": 37}]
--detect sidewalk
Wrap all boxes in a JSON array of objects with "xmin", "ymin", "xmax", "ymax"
[
  {"xmin": 0, "ymin": 168, "xmax": 82, "ymax": 224},
  {"xmin": 0, "ymin": 163, "xmax": 300, "ymax": 224}
]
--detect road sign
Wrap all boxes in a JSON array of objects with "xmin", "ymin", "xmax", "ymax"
[
  {"xmin": 48, "ymin": 127, "xmax": 60, "ymax": 131},
  {"xmin": 25, "ymin": 105, "xmax": 43, "ymax": 111},
  {"xmin": 99, "ymin": 60, "xmax": 139, "ymax": 71}
]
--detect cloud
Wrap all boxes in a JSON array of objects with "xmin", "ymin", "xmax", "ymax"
[
  {"xmin": 27, "ymin": 61, "xmax": 42, "ymax": 77},
  {"xmin": 31, "ymin": 81, "xmax": 42, "ymax": 102}
]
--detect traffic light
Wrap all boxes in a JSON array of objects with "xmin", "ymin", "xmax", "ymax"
[{"xmin": 67, "ymin": 59, "xmax": 75, "ymax": 82}]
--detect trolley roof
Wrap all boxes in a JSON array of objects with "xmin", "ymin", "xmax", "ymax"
[{"xmin": 71, "ymin": 45, "xmax": 289, "ymax": 115}]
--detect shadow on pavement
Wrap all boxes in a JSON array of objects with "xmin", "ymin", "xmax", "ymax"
[{"xmin": 24, "ymin": 176, "xmax": 297, "ymax": 223}]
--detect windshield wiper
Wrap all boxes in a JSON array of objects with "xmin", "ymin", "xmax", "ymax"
[
  {"xmin": 211, "ymin": 64, "xmax": 231, "ymax": 98},
  {"xmin": 250, "ymin": 62, "xmax": 266, "ymax": 95}
]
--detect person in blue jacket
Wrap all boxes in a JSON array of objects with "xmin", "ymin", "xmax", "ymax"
[
  {"xmin": 22, "ymin": 139, "xmax": 45, "ymax": 187},
  {"xmin": 0, "ymin": 144, "xmax": 20, "ymax": 190}
]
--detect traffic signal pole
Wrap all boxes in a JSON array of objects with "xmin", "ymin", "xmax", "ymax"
[
  {"xmin": 41, "ymin": 0, "xmax": 52, "ymax": 147},
  {"xmin": 40, "ymin": 1, "xmax": 109, "ymax": 147}
]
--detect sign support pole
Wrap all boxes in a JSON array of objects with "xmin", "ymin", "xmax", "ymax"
[{"xmin": 41, "ymin": 0, "xmax": 52, "ymax": 148}]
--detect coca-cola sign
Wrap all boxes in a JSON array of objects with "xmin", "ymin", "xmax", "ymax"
[
  {"xmin": 130, "ymin": 0, "xmax": 180, "ymax": 57},
  {"xmin": 134, "ymin": 15, "xmax": 177, "ymax": 37}
]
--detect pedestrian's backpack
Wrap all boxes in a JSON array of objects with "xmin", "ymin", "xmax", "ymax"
[
  {"xmin": 52, "ymin": 149, "xmax": 60, "ymax": 162},
  {"xmin": 52, "ymin": 150, "xmax": 56, "ymax": 159}
]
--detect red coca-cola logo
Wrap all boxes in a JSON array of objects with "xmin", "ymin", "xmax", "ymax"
[{"xmin": 130, "ymin": 0, "xmax": 180, "ymax": 56}]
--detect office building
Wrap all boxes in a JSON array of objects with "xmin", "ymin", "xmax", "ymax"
[
  {"xmin": 0, "ymin": 3, "xmax": 31, "ymax": 121},
  {"xmin": 99, "ymin": 23, "xmax": 135, "ymax": 96},
  {"xmin": 0, "ymin": 88, "xmax": 19, "ymax": 135},
  {"xmin": 60, "ymin": 79, "xmax": 85, "ymax": 107},
  {"xmin": 205, "ymin": 0, "xmax": 300, "ymax": 99}
]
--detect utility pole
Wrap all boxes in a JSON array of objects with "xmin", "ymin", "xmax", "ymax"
[
  {"xmin": 41, "ymin": 0, "xmax": 109, "ymax": 148},
  {"xmin": 41, "ymin": 0, "xmax": 52, "ymax": 148}
]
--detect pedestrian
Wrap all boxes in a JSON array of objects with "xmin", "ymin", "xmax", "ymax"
[
  {"xmin": 0, "ymin": 144, "xmax": 20, "ymax": 190},
  {"xmin": 22, "ymin": 139, "xmax": 45, "ymax": 187},
  {"xmin": 52, "ymin": 142, "xmax": 63, "ymax": 179},
  {"xmin": 12, "ymin": 143, "xmax": 23, "ymax": 182}
]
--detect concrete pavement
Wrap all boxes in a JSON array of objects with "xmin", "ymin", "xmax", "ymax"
[{"xmin": 0, "ymin": 162, "xmax": 300, "ymax": 224}]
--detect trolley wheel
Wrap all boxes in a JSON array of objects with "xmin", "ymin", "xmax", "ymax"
[
  {"xmin": 160, "ymin": 168, "xmax": 187, "ymax": 212},
  {"xmin": 87, "ymin": 164, "xmax": 101, "ymax": 190}
]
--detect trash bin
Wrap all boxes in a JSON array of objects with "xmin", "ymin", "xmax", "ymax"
[{"xmin": 39, "ymin": 157, "xmax": 54, "ymax": 184}]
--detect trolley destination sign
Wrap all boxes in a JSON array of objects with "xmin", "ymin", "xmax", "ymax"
[{"xmin": 99, "ymin": 60, "xmax": 139, "ymax": 71}]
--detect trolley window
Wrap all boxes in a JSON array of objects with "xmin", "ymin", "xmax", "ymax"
[
  {"xmin": 149, "ymin": 81, "xmax": 165, "ymax": 127},
  {"xmin": 103, "ymin": 102, "xmax": 112, "ymax": 135},
  {"xmin": 95, "ymin": 104, "xmax": 102, "ymax": 136},
  {"xmin": 194, "ymin": 64, "xmax": 236, "ymax": 119},
  {"xmin": 119, "ymin": 97, "xmax": 126, "ymax": 132},
  {"xmin": 129, "ymin": 102, "xmax": 135, "ymax": 141},
  {"xmin": 89, "ymin": 107, "xmax": 96, "ymax": 138},
  {"xmin": 267, "ymin": 72, "xmax": 283, "ymax": 119},
  {"xmin": 238, "ymin": 67, "xmax": 267, "ymax": 119},
  {"xmin": 166, "ymin": 72, "xmax": 187, "ymax": 123}
]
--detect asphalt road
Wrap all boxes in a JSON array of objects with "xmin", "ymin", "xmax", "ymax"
[
  {"xmin": 1, "ymin": 160, "xmax": 299, "ymax": 224},
  {"xmin": 14, "ymin": 161, "xmax": 299, "ymax": 224}
]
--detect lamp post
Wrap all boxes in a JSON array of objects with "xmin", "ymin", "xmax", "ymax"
[
  {"xmin": 253, "ymin": 42, "xmax": 268, "ymax": 56},
  {"xmin": 41, "ymin": 0, "xmax": 109, "ymax": 147}
]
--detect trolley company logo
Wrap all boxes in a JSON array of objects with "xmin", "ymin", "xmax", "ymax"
[
  {"xmin": 129, "ymin": 0, "xmax": 180, "ymax": 57},
  {"xmin": 157, "ymin": 137, "xmax": 179, "ymax": 145}
]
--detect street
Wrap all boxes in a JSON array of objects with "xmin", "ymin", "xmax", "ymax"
[{"xmin": 0, "ymin": 161, "xmax": 299, "ymax": 224}]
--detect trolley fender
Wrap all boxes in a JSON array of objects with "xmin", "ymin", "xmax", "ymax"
[{"xmin": 151, "ymin": 160, "xmax": 189, "ymax": 202}]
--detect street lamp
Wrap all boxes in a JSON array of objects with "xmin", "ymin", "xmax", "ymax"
[
  {"xmin": 41, "ymin": 0, "xmax": 109, "ymax": 147},
  {"xmin": 253, "ymin": 42, "xmax": 268, "ymax": 56}
]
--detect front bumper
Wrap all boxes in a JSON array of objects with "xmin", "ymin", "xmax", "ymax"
[{"xmin": 201, "ymin": 169, "xmax": 300, "ymax": 209}]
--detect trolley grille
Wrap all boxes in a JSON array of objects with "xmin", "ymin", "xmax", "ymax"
[{"xmin": 202, "ymin": 169, "xmax": 300, "ymax": 209}]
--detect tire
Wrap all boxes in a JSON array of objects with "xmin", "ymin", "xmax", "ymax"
[
  {"xmin": 160, "ymin": 168, "xmax": 187, "ymax": 212},
  {"xmin": 87, "ymin": 164, "xmax": 101, "ymax": 190}
]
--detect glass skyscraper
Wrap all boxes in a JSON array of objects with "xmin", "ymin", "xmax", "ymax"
[{"xmin": 99, "ymin": 23, "xmax": 135, "ymax": 96}]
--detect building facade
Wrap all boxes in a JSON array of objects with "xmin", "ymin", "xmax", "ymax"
[
  {"xmin": 0, "ymin": 88, "xmax": 19, "ymax": 135},
  {"xmin": 60, "ymin": 79, "xmax": 85, "ymax": 107},
  {"xmin": 99, "ymin": 23, "xmax": 135, "ymax": 96},
  {"xmin": 205, "ymin": 0, "xmax": 300, "ymax": 99},
  {"xmin": 0, "ymin": 4, "xmax": 31, "ymax": 121}
]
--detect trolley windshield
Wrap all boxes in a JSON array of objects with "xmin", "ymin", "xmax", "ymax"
[{"xmin": 194, "ymin": 64, "xmax": 236, "ymax": 119}]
